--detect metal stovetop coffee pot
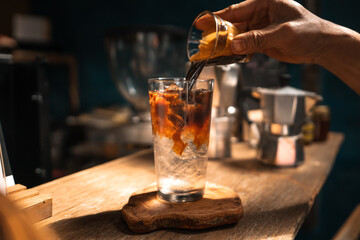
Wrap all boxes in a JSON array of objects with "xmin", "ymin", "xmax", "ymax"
[{"xmin": 253, "ymin": 86, "xmax": 322, "ymax": 167}]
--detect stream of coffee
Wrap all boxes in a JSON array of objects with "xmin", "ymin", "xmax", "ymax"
[
  {"xmin": 185, "ymin": 60, "xmax": 208, "ymax": 91},
  {"xmin": 185, "ymin": 55, "xmax": 248, "ymax": 91}
]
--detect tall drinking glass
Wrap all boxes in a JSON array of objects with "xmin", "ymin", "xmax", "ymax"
[{"xmin": 148, "ymin": 78, "xmax": 213, "ymax": 203}]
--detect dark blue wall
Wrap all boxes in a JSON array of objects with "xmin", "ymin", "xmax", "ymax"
[
  {"xmin": 32, "ymin": 0, "xmax": 237, "ymax": 112},
  {"xmin": 31, "ymin": 0, "xmax": 359, "ymax": 239}
]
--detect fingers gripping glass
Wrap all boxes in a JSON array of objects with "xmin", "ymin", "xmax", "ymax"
[{"xmin": 187, "ymin": 11, "xmax": 249, "ymax": 65}]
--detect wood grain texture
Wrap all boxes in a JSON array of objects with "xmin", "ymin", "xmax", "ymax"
[
  {"xmin": 6, "ymin": 185, "xmax": 52, "ymax": 223},
  {"xmin": 7, "ymin": 184, "xmax": 27, "ymax": 194},
  {"xmin": 19, "ymin": 193, "xmax": 52, "ymax": 223},
  {"xmin": 8, "ymin": 188, "xmax": 39, "ymax": 202},
  {"xmin": 32, "ymin": 132, "xmax": 344, "ymax": 240},
  {"xmin": 122, "ymin": 183, "xmax": 243, "ymax": 233}
]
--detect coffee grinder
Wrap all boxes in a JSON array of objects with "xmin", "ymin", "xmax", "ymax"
[
  {"xmin": 254, "ymin": 86, "xmax": 322, "ymax": 167},
  {"xmin": 104, "ymin": 26, "xmax": 187, "ymax": 146}
]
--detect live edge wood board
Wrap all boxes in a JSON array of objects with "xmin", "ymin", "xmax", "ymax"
[{"xmin": 33, "ymin": 132, "xmax": 344, "ymax": 240}]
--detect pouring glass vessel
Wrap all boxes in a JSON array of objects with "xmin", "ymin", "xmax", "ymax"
[{"xmin": 187, "ymin": 11, "xmax": 250, "ymax": 66}]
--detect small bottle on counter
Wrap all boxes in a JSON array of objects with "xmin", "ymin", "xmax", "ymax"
[
  {"xmin": 302, "ymin": 116, "xmax": 315, "ymax": 145},
  {"xmin": 313, "ymin": 105, "xmax": 331, "ymax": 142}
]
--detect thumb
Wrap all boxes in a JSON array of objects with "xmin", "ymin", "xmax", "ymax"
[{"xmin": 231, "ymin": 27, "xmax": 277, "ymax": 54}]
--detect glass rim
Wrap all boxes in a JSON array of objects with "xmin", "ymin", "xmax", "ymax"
[
  {"xmin": 187, "ymin": 10, "xmax": 220, "ymax": 61},
  {"xmin": 148, "ymin": 77, "xmax": 214, "ymax": 83}
]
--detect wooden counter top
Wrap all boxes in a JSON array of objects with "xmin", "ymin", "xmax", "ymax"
[{"xmin": 33, "ymin": 132, "xmax": 344, "ymax": 240}]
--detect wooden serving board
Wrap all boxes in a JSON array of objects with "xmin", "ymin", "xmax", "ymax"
[
  {"xmin": 7, "ymin": 184, "xmax": 52, "ymax": 223},
  {"xmin": 122, "ymin": 182, "xmax": 243, "ymax": 233}
]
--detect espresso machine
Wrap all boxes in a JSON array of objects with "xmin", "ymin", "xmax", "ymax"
[
  {"xmin": 201, "ymin": 63, "xmax": 242, "ymax": 159},
  {"xmin": 254, "ymin": 86, "xmax": 322, "ymax": 167}
]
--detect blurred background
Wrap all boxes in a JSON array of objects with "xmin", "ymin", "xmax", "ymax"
[{"xmin": 0, "ymin": 0, "xmax": 359, "ymax": 239}]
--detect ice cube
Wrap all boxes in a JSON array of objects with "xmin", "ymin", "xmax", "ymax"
[{"xmin": 166, "ymin": 84, "xmax": 179, "ymax": 92}]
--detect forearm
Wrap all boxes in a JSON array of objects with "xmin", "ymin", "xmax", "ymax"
[{"xmin": 316, "ymin": 21, "xmax": 360, "ymax": 94}]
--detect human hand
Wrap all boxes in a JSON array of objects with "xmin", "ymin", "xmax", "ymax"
[{"xmin": 214, "ymin": 0, "xmax": 332, "ymax": 64}]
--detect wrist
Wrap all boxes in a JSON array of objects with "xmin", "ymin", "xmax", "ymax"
[
  {"xmin": 315, "ymin": 20, "xmax": 359, "ymax": 67},
  {"xmin": 314, "ymin": 20, "xmax": 360, "ymax": 94}
]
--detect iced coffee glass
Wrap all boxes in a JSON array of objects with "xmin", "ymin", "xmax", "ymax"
[
  {"xmin": 187, "ymin": 11, "xmax": 249, "ymax": 65},
  {"xmin": 148, "ymin": 78, "xmax": 213, "ymax": 203}
]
